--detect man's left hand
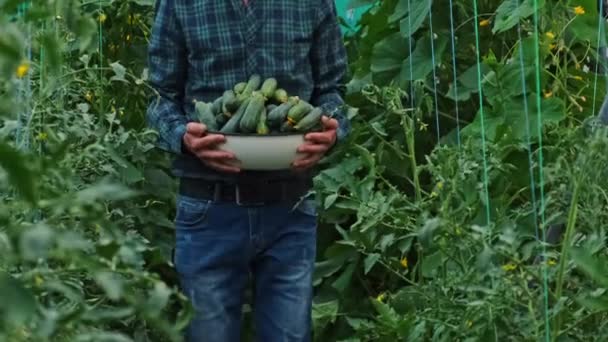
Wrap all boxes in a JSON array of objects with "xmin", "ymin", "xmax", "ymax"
[{"xmin": 292, "ymin": 115, "xmax": 338, "ymax": 170}]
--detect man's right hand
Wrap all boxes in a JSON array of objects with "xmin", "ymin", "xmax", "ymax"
[{"xmin": 182, "ymin": 122, "xmax": 241, "ymax": 173}]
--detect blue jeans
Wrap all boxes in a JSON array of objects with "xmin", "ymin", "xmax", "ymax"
[{"xmin": 173, "ymin": 194, "xmax": 318, "ymax": 342}]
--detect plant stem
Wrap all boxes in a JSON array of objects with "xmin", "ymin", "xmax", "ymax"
[
  {"xmin": 403, "ymin": 116, "xmax": 421, "ymax": 202},
  {"xmin": 551, "ymin": 182, "xmax": 580, "ymax": 341}
]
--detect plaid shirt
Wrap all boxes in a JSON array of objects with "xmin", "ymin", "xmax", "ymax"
[{"xmin": 146, "ymin": 0, "xmax": 350, "ymax": 180}]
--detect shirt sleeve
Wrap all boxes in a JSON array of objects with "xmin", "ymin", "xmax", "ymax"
[
  {"xmin": 309, "ymin": 0, "xmax": 351, "ymax": 143},
  {"xmin": 146, "ymin": 0, "xmax": 189, "ymax": 155}
]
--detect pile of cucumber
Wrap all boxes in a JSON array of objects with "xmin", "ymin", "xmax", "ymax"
[{"xmin": 193, "ymin": 74, "xmax": 324, "ymax": 134}]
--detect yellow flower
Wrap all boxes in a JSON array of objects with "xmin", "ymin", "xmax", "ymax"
[
  {"xmin": 502, "ymin": 263, "xmax": 517, "ymax": 272},
  {"xmin": 573, "ymin": 75, "xmax": 583, "ymax": 81},
  {"xmin": 400, "ymin": 257, "xmax": 408, "ymax": 269},
  {"xmin": 543, "ymin": 90, "xmax": 553, "ymax": 98},
  {"xmin": 545, "ymin": 31, "xmax": 555, "ymax": 40},
  {"xmin": 85, "ymin": 91, "xmax": 93, "ymax": 102},
  {"xmin": 548, "ymin": 259, "xmax": 557, "ymax": 266},
  {"xmin": 419, "ymin": 122, "xmax": 428, "ymax": 132},
  {"xmin": 99, "ymin": 13, "xmax": 107, "ymax": 23},
  {"xmin": 16, "ymin": 61, "xmax": 29, "ymax": 78},
  {"xmin": 549, "ymin": 43, "xmax": 557, "ymax": 50},
  {"xmin": 479, "ymin": 19, "xmax": 490, "ymax": 27},
  {"xmin": 36, "ymin": 132, "xmax": 48, "ymax": 141},
  {"xmin": 574, "ymin": 6, "xmax": 585, "ymax": 15},
  {"xmin": 376, "ymin": 292, "xmax": 386, "ymax": 302}
]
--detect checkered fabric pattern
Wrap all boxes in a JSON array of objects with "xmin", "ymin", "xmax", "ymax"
[{"xmin": 146, "ymin": 0, "xmax": 350, "ymax": 156}]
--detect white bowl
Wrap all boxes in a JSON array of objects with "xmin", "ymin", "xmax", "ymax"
[{"xmin": 213, "ymin": 132, "xmax": 306, "ymax": 170}]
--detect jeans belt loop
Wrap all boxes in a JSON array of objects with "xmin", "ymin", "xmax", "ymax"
[
  {"xmin": 235, "ymin": 183, "xmax": 265, "ymax": 206},
  {"xmin": 213, "ymin": 183, "xmax": 222, "ymax": 202}
]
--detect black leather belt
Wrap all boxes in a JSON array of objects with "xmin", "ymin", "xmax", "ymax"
[{"xmin": 178, "ymin": 177, "xmax": 313, "ymax": 206}]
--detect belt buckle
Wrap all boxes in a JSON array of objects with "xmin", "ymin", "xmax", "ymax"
[{"xmin": 235, "ymin": 183, "xmax": 265, "ymax": 206}]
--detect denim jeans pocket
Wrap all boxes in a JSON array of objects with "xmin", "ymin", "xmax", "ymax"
[
  {"xmin": 174, "ymin": 195, "xmax": 212, "ymax": 230},
  {"xmin": 293, "ymin": 197, "xmax": 318, "ymax": 218}
]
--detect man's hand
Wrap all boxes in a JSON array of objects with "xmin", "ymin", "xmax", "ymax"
[
  {"xmin": 292, "ymin": 116, "xmax": 338, "ymax": 170},
  {"xmin": 182, "ymin": 122, "xmax": 241, "ymax": 173}
]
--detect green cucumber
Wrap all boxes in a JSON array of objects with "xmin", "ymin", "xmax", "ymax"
[
  {"xmin": 194, "ymin": 100, "xmax": 219, "ymax": 131},
  {"xmin": 215, "ymin": 112, "xmax": 228, "ymax": 127},
  {"xmin": 239, "ymin": 92, "xmax": 265, "ymax": 133},
  {"xmin": 294, "ymin": 107, "xmax": 323, "ymax": 132},
  {"xmin": 268, "ymin": 96, "xmax": 299, "ymax": 127},
  {"xmin": 220, "ymin": 98, "xmax": 250, "ymax": 133},
  {"xmin": 237, "ymin": 74, "xmax": 262, "ymax": 101},
  {"xmin": 266, "ymin": 104, "xmax": 278, "ymax": 113},
  {"xmin": 211, "ymin": 96, "xmax": 223, "ymax": 114},
  {"xmin": 256, "ymin": 108, "xmax": 269, "ymax": 135},
  {"xmin": 273, "ymin": 88, "xmax": 288, "ymax": 103},
  {"xmin": 280, "ymin": 120, "xmax": 296, "ymax": 133},
  {"xmin": 222, "ymin": 90, "xmax": 239, "ymax": 114},
  {"xmin": 234, "ymin": 82, "xmax": 247, "ymax": 94},
  {"xmin": 287, "ymin": 100, "xmax": 313, "ymax": 123},
  {"xmin": 260, "ymin": 78, "xmax": 278, "ymax": 98}
]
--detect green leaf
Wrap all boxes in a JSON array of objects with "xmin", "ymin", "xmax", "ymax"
[
  {"xmin": 72, "ymin": 16, "xmax": 97, "ymax": 52},
  {"xmin": 576, "ymin": 292, "xmax": 608, "ymax": 311},
  {"xmin": 0, "ymin": 142, "xmax": 35, "ymax": 203},
  {"xmin": 398, "ymin": 0, "xmax": 431, "ymax": 38},
  {"xmin": 446, "ymin": 63, "xmax": 493, "ymax": 101},
  {"xmin": 0, "ymin": 272, "xmax": 37, "ymax": 325},
  {"xmin": 312, "ymin": 300, "xmax": 339, "ymax": 332},
  {"xmin": 110, "ymin": 62, "xmax": 128, "ymax": 82},
  {"xmin": 492, "ymin": 0, "xmax": 545, "ymax": 34},
  {"xmin": 421, "ymin": 251, "xmax": 443, "ymax": 278},
  {"xmin": 39, "ymin": 30, "xmax": 63, "ymax": 74},
  {"xmin": 20, "ymin": 224, "xmax": 54, "ymax": 261},
  {"xmin": 144, "ymin": 282, "xmax": 172, "ymax": 317},
  {"xmin": 364, "ymin": 253, "xmax": 381, "ymax": 274},
  {"xmin": 74, "ymin": 332, "xmax": 133, "ymax": 342},
  {"xmin": 75, "ymin": 182, "xmax": 137, "ymax": 203},
  {"xmin": 82, "ymin": 307, "xmax": 136, "ymax": 322},
  {"xmin": 347, "ymin": 0, "xmax": 374, "ymax": 9},
  {"xmin": 371, "ymin": 32, "xmax": 410, "ymax": 86},
  {"xmin": 324, "ymin": 193, "xmax": 339, "ymax": 209},
  {"xmin": 571, "ymin": 247, "xmax": 608, "ymax": 287},
  {"xmin": 370, "ymin": 298, "xmax": 399, "ymax": 327},
  {"xmin": 95, "ymin": 271, "xmax": 124, "ymax": 301},
  {"xmin": 0, "ymin": 24, "xmax": 24, "ymax": 76},
  {"xmin": 332, "ymin": 261, "xmax": 356, "ymax": 292},
  {"xmin": 568, "ymin": 0, "xmax": 602, "ymax": 46},
  {"xmin": 389, "ymin": 0, "xmax": 410, "ymax": 23},
  {"xmin": 400, "ymin": 35, "xmax": 448, "ymax": 82},
  {"xmin": 106, "ymin": 146, "xmax": 144, "ymax": 184}
]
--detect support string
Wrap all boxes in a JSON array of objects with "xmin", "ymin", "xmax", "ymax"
[
  {"xmin": 592, "ymin": 0, "xmax": 607, "ymax": 116},
  {"xmin": 427, "ymin": 1, "xmax": 441, "ymax": 141},
  {"xmin": 471, "ymin": 0, "xmax": 492, "ymax": 228},
  {"xmin": 514, "ymin": 0, "xmax": 550, "ymax": 339},
  {"xmin": 530, "ymin": 1, "xmax": 550, "ymax": 340},
  {"xmin": 447, "ymin": 0, "xmax": 461, "ymax": 148},
  {"xmin": 407, "ymin": 0, "xmax": 415, "ymax": 108}
]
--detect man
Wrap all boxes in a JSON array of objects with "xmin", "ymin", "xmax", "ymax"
[{"xmin": 146, "ymin": 0, "xmax": 350, "ymax": 341}]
